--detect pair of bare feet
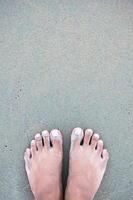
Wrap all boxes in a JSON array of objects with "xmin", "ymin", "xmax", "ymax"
[{"xmin": 24, "ymin": 127, "xmax": 109, "ymax": 200}]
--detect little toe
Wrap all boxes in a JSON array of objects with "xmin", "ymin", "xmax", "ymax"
[
  {"xmin": 42, "ymin": 130, "xmax": 50, "ymax": 149},
  {"xmin": 50, "ymin": 129, "xmax": 63, "ymax": 152},
  {"xmin": 102, "ymin": 149, "xmax": 109, "ymax": 162},
  {"xmin": 24, "ymin": 148, "xmax": 31, "ymax": 160},
  {"xmin": 90, "ymin": 133, "xmax": 99, "ymax": 149},
  {"xmin": 70, "ymin": 127, "xmax": 84, "ymax": 151},
  {"xmin": 30, "ymin": 140, "xmax": 36, "ymax": 156},
  {"xmin": 97, "ymin": 140, "xmax": 103, "ymax": 155},
  {"xmin": 35, "ymin": 133, "xmax": 43, "ymax": 151},
  {"xmin": 83, "ymin": 129, "xmax": 93, "ymax": 145},
  {"xmin": 24, "ymin": 148, "xmax": 31, "ymax": 169}
]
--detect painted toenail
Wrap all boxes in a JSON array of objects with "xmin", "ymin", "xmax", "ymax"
[{"xmin": 73, "ymin": 127, "xmax": 83, "ymax": 136}]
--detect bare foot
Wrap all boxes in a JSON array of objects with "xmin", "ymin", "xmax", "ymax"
[
  {"xmin": 65, "ymin": 127, "xmax": 109, "ymax": 200},
  {"xmin": 24, "ymin": 129, "xmax": 63, "ymax": 200}
]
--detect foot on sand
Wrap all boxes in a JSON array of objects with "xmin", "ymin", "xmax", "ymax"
[
  {"xmin": 24, "ymin": 129, "xmax": 63, "ymax": 200},
  {"xmin": 65, "ymin": 127, "xmax": 109, "ymax": 200}
]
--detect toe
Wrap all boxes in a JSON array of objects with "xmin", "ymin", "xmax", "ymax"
[
  {"xmin": 102, "ymin": 149, "xmax": 109, "ymax": 161},
  {"xmin": 24, "ymin": 148, "xmax": 31, "ymax": 160},
  {"xmin": 97, "ymin": 140, "xmax": 103, "ymax": 154},
  {"xmin": 50, "ymin": 129, "xmax": 62, "ymax": 152},
  {"xmin": 24, "ymin": 148, "xmax": 31, "ymax": 169},
  {"xmin": 42, "ymin": 130, "xmax": 50, "ymax": 149},
  {"xmin": 90, "ymin": 133, "xmax": 99, "ymax": 149},
  {"xmin": 35, "ymin": 133, "xmax": 43, "ymax": 151},
  {"xmin": 30, "ymin": 140, "xmax": 36, "ymax": 156},
  {"xmin": 83, "ymin": 129, "xmax": 93, "ymax": 145},
  {"xmin": 70, "ymin": 127, "xmax": 84, "ymax": 150}
]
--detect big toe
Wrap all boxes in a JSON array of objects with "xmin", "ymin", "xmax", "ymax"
[
  {"xmin": 50, "ymin": 129, "xmax": 63, "ymax": 152},
  {"xmin": 70, "ymin": 127, "xmax": 84, "ymax": 151}
]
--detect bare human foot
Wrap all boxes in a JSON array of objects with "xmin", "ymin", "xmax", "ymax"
[
  {"xmin": 65, "ymin": 127, "xmax": 109, "ymax": 200},
  {"xmin": 24, "ymin": 129, "xmax": 63, "ymax": 200}
]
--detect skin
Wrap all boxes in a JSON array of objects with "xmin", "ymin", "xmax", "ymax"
[
  {"xmin": 65, "ymin": 127, "xmax": 109, "ymax": 200},
  {"xmin": 24, "ymin": 127, "xmax": 109, "ymax": 200},
  {"xmin": 24, "ymin": 129, "xmax": 63, "ymax": 200}
]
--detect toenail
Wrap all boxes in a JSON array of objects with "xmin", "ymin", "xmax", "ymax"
[
  {"xmin": 35, "ymin": 134, "xmax": 41, "ymax": 140},
  {"xmin": 93, "ymin": 134, "xmax": 99, "ymax": 139},
  {"xmin": 31, "ymin": 140, "xmax": 35, "ymax": 145},
  {"xmin": 86, "ymin": 129, "xmax": 93, "ymax": 134},
  {"xmin": 42, "ymin": 130, "xmax": 49, "ymax": 137},
  {"xmin": 73, "ymin": 127, "xmax": 83, "ymax": 136},
  {"xmin": 51, "ymin": 129, "xmax": 61, "ymax": 137},
  {"xmin": 26, "ymin": 148, "xmax": 30, "ymax": 153},
  {"xmin": 98, "ymin": 140, "xmax": 103, "ymax": 145}
]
